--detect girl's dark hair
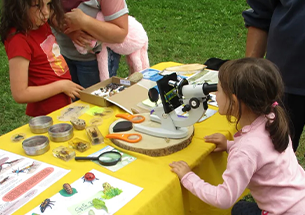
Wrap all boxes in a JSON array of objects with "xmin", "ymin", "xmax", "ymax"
[
  {"xmin": 218, "ymin": 58, "xmax": 290, "ymax": 153},
  {"xmin": 0, "ymin": 0, "xmax": 65, "ymax": 43}
]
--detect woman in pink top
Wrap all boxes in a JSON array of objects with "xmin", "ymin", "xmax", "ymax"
[{"xmin": 170, "ymin": 58, "xmax": 305, "ymax": 215}]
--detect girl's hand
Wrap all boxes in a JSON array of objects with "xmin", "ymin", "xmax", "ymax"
[
  {"xmin": 59, "ymin": 80, "xmax": 84, "ymax": 100},
  {"xmin": 169, "ymin": 161, "xmax": 191, "ymax": 180},
  {"xmin": 204, "ymin": 133, "xmax": 227, "ymax": 152},
  {"xmin": 67, "ymin": 30, "xmax": 95, "ymax": 47},
  {"xmin": 64, "ymin": 8, "xmax": 88, "ymax": 34}
]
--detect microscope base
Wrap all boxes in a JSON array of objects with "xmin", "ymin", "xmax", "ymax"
[
  {"xmin": 134, "ymin": 124, "xmax": 188, "ymax": 139},
  {"xmin": 108, "ymin": 114, "xmax": 194, "ymax": 156}
]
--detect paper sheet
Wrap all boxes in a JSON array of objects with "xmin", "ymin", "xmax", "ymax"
[
  {"xmin": 187, "ymin": 69, "xmax": 219, "ymax": 84},
  {"xmin": 0, "ymin": 149, "xmax": 69, "ymax": 215},
  {"xmin": 26, "ymin": 169, "xmax": 143, "ymax": 215}
]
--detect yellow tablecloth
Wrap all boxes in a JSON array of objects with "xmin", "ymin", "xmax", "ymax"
[{"xmin": 0, "ymin": 62, "xmax": 247, "ymax": 215}]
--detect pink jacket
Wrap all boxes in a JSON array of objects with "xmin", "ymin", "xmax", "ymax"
[{"xmin": 181, "ymin": 115, "xmax": 305, "ymax": 215}]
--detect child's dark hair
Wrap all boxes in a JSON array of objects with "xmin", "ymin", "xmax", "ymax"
[
  {"xmin": 218, "ymin": 58, "xmax": 290, "ymax": 153},
  {"xmin": 0, "ymin": 0, "xmax": 65, "ymax": 43}
]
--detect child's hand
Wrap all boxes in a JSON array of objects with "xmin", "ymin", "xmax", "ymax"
[
  {"xmin": 59, "ymin": 80, "xmax": 84, "ymax": 100},
  {"xmin": 204, "ymin": 133, "xmax": 227, "ymax": 152},
  {"xmin": 169, "ymin": 161, "xmax": 191, "ymax": 180}
]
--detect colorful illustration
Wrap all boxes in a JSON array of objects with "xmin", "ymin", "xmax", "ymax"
[
  {"xmin": 26, "ymin": 169, "xmax": 143, "ymax": 215},
  {"xmin": 101, "ymin": 182, "xmax": 122, "ymax": 200},
  {"xmin": 0, "ymin": 176, "xmax": 10, "ymax": 185},
  {"xmin": 82, "ymin": 172, "xmax": 99, "ymax": 184},
  {"xmin": 12, "ymin": 162, "xmax": 36, "ymax": 175},
  {"xmin": 0, "ymin": 149, "xmax": 69, "ymax": 215},
  {"xmin": 40, "ymin": 198, "xmax": 55, "ymax": 213},
  {"xmin": 92, "ymin": 198, "xmax": 107, "ymax": 211},
  {"xmin": 0, "ymin": 158, "xmax": 21, "ymax": 172},
  {"xmin": 59, "ymin": 183, "xmax": 78, "ymax": 197},
  {"xmin": 40, "ymin": 34, "xmax": 68, "ymax": 76},
  {"xmin": 63, "ymin": 183, "xmax": 73, "ymax": 194}
]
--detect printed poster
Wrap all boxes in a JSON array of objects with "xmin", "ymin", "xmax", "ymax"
[
  {"xmin": 0, "ymin": 149, "xmax": 69, "ymax": 215},
  {"xmin": 26, "ymin": 169, "xmax": 143, "ymax": 215}
]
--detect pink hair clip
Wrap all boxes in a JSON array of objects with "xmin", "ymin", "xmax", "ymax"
[{"xmin": 272, "ymin": 101, "xmax": 278, "ymax": 108}]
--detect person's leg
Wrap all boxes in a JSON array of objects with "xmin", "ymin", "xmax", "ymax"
[
  {"xmin": 75, "ymin": 59, "xmax": 100, "ymax": 89},
  {"xmin": 283, "ymin": 93, "xmax": 305, "ymax": 152},
  {"xmin": 107, "ymin": 47, "xmax": 121, "ymax": 77},
  {"xmin": 231, "ymin": 201, "xmax": 262, "ymax": 215},
  {"xmin": 63, "ymin": 56, "xmax": 80, "ymax": 85}
]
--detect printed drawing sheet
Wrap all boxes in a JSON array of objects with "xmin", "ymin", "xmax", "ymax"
[
  {"xmin": 0, "ymin": 149, "xmax": 69, "ymax": 215},
  {"xmin": 26, "ymin": 169, "xmax": 143, "ymax": 215}
]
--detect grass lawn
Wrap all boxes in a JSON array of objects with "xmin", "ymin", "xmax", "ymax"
[{"xmin": 0, "ymin": 0, "xmax": 304, "ymax": 196}]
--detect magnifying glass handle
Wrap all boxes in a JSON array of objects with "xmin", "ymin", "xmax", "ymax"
[{"xmin": 75, "ymin": 156, "xmax": 98, "ymax": 161}]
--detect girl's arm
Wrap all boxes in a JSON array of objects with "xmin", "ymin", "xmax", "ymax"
[
  {"xmin": 9, "ymin": 57, "xmax": 83, "ymax": 103},
  {"xmin": 171, "ymin": 151, "xmax": 255, "ymax": 209},
  {"xmin": 64, "ymin": 9, "xmax": 128, "ymax": 43}
]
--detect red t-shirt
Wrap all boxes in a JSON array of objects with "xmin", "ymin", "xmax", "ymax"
[{"xmin": 5, "ymin": 23, "xmax": 72, "ymax": 116}]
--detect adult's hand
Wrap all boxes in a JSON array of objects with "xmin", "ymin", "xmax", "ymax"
[
  {"xmin": 67, "ymin": 30, "xmax": 95, "ymax": 47},
  {"xmin": 64, "ymin": 9, "xmax": 88, "ymax": 34}
]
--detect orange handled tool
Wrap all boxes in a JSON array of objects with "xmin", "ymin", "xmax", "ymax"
[
  {"xmin": 115, "ymin": 113, "xmax": 145, "ymax": 123},
  {"xmin": 106, "ymin": 133, "xmax": 142, "ymax": 143}
]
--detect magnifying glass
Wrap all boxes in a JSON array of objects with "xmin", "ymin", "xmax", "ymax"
[{"xmin": 75, "ymin": 151, "xmax": 122, "ymax": 166}]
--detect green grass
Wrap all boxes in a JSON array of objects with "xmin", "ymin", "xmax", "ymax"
[{"xmin": 0, "ymin": 0, "xmax": 304, "ymax": 175}]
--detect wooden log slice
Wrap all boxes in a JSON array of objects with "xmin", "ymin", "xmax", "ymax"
[{"xmin": 108, "ymin": 113, "xmax": 194, "ymax": 157}]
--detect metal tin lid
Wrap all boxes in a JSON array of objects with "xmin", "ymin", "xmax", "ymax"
[
  {"xmin": 29, "ymin": 116, "xmax": 53, "ymax": 129},
  {"xmin": 22, "ymin": 135, "xmax": 50, "ymax": 156},
  {"xmin": 48, "ymin": 123, "xmax": 73, "ymax": 137}
]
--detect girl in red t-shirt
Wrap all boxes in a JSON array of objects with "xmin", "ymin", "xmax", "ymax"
[{"xmin": 0, "ymin": 0, "xmax": 84, "ymax": 116}]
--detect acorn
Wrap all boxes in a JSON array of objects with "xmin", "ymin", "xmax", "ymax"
[{"xmin": 63, "ymin": 183, "xmax": 73, "ymax": 194}]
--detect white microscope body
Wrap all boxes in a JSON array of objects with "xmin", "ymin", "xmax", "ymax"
[{"xmin": 134, "ymin": 74, "xmax": 217, "ymax": 138}]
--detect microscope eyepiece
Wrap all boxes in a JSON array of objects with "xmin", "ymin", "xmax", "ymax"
[{"xmin": 202, "ymin": 83, "xmax": 217, "ymax": 95}]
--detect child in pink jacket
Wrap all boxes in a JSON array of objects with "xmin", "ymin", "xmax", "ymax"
[{"xmin": 170, "ymin": 58, "xmax": 305, "ymax": 215}]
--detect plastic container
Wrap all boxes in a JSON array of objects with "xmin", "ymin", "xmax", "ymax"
[
  {"xmin": 85, "ymin": 125, "xmax": 104, "ymax": 145},
  {"xmin": 52, "ymin": 146, "xmax": 75, "ymax": 161},
  {"xmin": 68, "ymin": 138, "xmax": 91, "ymax": 152}
]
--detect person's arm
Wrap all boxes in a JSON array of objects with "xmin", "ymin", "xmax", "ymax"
[
  {"xmin": 245, "ymin": 26, "xmax": 268, "ymax": 58},
  {"xmin": 243, "ymin": 0, "xmax": 278, "ymax": 57},
  {"xmin": 64, "ymin": 9, "xmax": 128, "ymax": 43},
  {"xmin": 180, "ymin": 151, "xmax": 256, "ymax": 209},
  {"xmin": 9, "ymin": 57, "xmax": 83, "ymax": 103}
]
